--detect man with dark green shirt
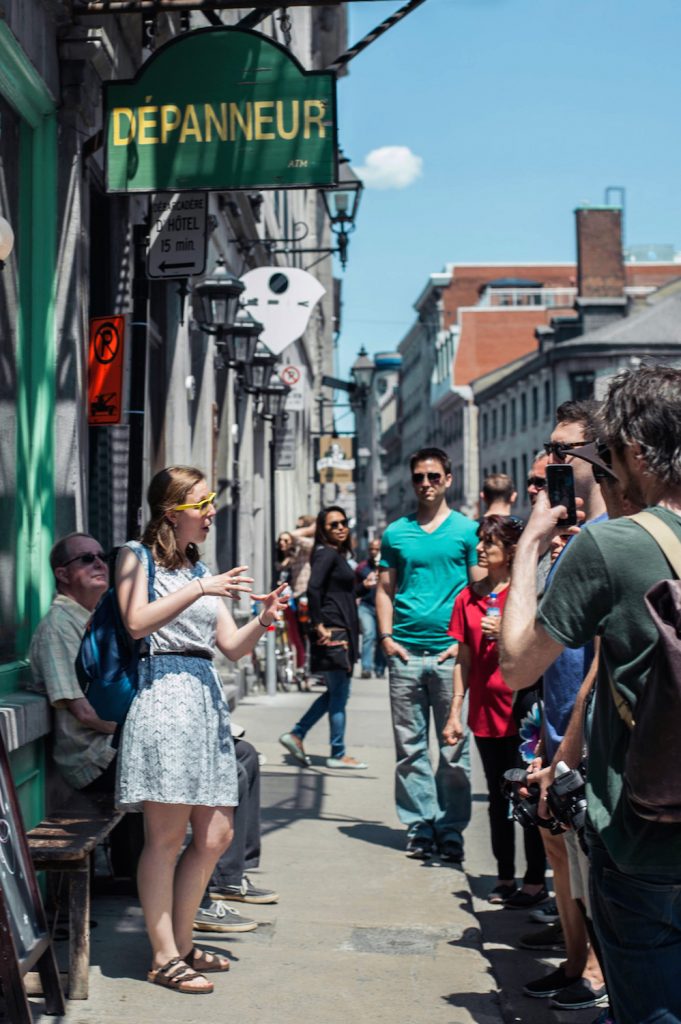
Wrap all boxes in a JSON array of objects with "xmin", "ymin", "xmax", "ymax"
[{"xmin": 500, "ymin": 366, "xmax": 681, "ymax": 1024}]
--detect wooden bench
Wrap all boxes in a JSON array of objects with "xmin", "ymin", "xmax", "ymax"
[{"xmin": 26, "ymin": 796, "xmax": 123, "ymax": 999}]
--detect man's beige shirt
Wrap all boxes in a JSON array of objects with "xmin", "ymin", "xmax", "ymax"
[{"xmin": 28, "ymin": 594, "xmax": 116, "ymax": 789}]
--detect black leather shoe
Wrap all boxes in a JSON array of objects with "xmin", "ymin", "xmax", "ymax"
[{"xmin": 406, "ymin": 836, "xmax": 435, "ymax": 859}]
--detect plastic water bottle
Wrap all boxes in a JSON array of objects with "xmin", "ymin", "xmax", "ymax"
[{"xmin": 485, "ymin": 592, "xmax": 501, "ymax": 643}]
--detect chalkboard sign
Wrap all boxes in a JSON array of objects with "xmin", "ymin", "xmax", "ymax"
[{"xmin": 0, "ymin": 732, "xmax": 63, "ymax": 1021}]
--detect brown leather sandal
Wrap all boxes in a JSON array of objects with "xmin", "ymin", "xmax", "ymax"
[
  {"xmin": 147, "ymin": 957, "xmax": 214, "ymax": 994},
  {"xmin": 184, "ymin": 946, "xmax": 231, "ymax": 973}
]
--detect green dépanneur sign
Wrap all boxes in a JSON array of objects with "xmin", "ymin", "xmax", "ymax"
[{"xmin": 104, "ymin": 28, "xmax": 338, "ymax": 193}]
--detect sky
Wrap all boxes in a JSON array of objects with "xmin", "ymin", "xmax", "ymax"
[{"xmin": 333, "ymin": 0, "xmax": 681, "ymax": 390}]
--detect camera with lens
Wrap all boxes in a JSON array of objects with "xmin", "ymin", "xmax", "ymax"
[
  {"xmin": 501, "ymin": 768, "xmax": 563, "ymax": 835},
  {"xmin": 547, "ymin": 761, "xmax": 588, "ymax": 847}
]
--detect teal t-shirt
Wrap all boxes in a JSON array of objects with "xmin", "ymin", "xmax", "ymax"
[
  {"xmin": 538, "ymin": 506, "xmax": 681, "ymax": 875},
  {"xmin": 380, "ymin": 510, "xmax": 479, "ymax": 651}
]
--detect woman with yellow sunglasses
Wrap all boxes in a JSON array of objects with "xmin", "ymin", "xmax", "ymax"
[{"xmin": 115, "ymin": 465, "xmax": 288, "ymax": 995}]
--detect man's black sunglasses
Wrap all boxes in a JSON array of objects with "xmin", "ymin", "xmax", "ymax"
[
  {"xmin": 412, "ymin": 472, "xmax": 443, "ymax": 485},
  {"xmin": 543, "ymin": 440, "xmax": 590, "ymax": 460},
  {"xmin": 526, "ymin": 475, "xmax": 546, "ymax": 489},
  {"xmin": 61, "ymin": 551, "xmax": 107, "ymax": 568}
]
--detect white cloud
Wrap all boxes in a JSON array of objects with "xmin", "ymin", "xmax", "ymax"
[{"xmin": 354, "ymin": 146, "xmax": 423, "ymax": 190}]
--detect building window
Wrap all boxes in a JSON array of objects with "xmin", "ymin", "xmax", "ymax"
[
  {"xmin": 492, "ymin": 408, "xmax": 498, "ymax": 440},
  {"xmin": 501, "ymin": 460, "xmax": 507, "ymax": 474},
  {"xmin": 482, "ymin": 413, "xmax": 489, "ymax": 445},
  {"xmin": 511, "ymin": 456, "xmax": 518, "ymax": 488},
  {"xmin": 544, "ymin": 379, "xmax": 551, "ymax": 419},
  {"xmin": 521, "ymin": 453, "xmax": 528, "ymax": 483},
  {"xmin": 492, "ymin": 463, "xmax": 497, "ymax": 474},
  {"xmin": 532, "ymin": 385, "xmax": 539, "ymax": 423},
  {"xmin": 501, "ymin": 403, "xmax": 507, "ymax": 437},
  {"xmin": 570, "ymin": 372, "xmax": 595, "ymax": 402},
  {"xmin": 511, "ymin": 397, "xmax": 517, "ymax": 433},
  {"xmin": 520, "ymin": 393, "xmax": 527, "ymax": 430}
]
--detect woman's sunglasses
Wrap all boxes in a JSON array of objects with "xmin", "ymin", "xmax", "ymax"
[
  {"xmin": 412, "ymin": 472, "xmax": 443, "ymax": 485},
  {"xmin": 326, "ymin": 519, "xmax": 349, "ymax": 530},
  {"xmin": 174, "ymin": 492, "xmax": 217, "ymax": 513}
]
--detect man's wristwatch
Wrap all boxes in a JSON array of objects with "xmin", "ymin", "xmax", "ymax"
[{"xmin": 378, "ymin": 633, "xmax": 393, "ymax": 642}]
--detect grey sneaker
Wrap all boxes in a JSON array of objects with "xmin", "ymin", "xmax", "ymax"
[
  {"xmin": 529, "ymin": 898, "xmax": 560, "ymax": 924},
  {"xmin": 193, "ymin": 900, "xmax": 257, "ymax": 933},
  {"xmin": 210, "ymin": 875, "xmax": 279, "ymax": 905}
]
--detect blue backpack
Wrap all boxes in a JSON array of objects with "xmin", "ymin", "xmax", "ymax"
[{"xmin": 75, "ymin": 545, "xmax": 155, "ymax": 725}]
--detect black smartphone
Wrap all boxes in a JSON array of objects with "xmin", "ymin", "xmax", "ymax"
[{"xmin": 546, "ymin": 464, "xmax": 577, "ymax": 527}]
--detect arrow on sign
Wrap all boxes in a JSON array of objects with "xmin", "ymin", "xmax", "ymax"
[{"xmin": 159, "ymin": 260, "xmax": 196, "ymax": 272}]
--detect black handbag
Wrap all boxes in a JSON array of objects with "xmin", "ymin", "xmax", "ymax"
[{"xmin": 310, "ymin": 628, "xmax": 352, "ymax": 674}]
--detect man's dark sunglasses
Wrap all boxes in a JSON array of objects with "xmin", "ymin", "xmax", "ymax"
[
  {"xmin": 326, "ymin": 519, "xmax": 348, "ymax": 530},
  {"xmin": 412, "ymin": 472, "xmax": 443, "ymax": 485},
  {"xmin": 543, "ymin": 440, "xmax": 590, "ymax": 461},
  {"xmin": 61, "ymin": 551, "xmax": 107, "ymax": 568},
  {"xmin": 526, "ymin": 475, "xmax": 546, "ymax": 489}
]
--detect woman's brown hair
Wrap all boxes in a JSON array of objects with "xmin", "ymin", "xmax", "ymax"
[
  {"xmin": 477, "ymin": 514, "xmax": 525, "ymax": 564},
  {"xmin": 141, "ymin": 466, "xmax": 206, "ymax": 569}
]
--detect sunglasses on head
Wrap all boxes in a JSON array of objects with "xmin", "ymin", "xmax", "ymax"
[
  {"xmin": 174, "ymin": 492, "xmax": 217, "ymax": 513},
  {"xmin": 526, "ymin": 475, "xmax": 546, "ymax": 489},
  {"xmin": 326, "ymin": 518, "xmax": 349, "ymax": 530},
  {"xmin": 543, "ymin": 440, "xmax": 590, "ymax": 461},
  {"xmin": 412, "ymin": 472, "xmax": 443, "ymax": 485},
  {"xmin": 61, "ymin": 551, "xmax": 106, "ymax": 568}
]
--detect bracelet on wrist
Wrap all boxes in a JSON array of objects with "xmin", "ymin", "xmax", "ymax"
[
  {"xmin": 453, "ymin": 693, "xmax": 465, "ymax": 700},
  {"xmin": 197, "ymin": 578, "xmax": 205, "ymax": 596},
  {"xmin": 258, "ymin": 612, "xmax": 272, "ymax": 629},
  {"xmin": 378, "ymin": 633, "xmax": 393, "ymax": 642}
]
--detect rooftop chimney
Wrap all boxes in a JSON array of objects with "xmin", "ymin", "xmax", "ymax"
[{"xmin": 575, "ymin": 206, "xmax": 627, "ymax": 333}]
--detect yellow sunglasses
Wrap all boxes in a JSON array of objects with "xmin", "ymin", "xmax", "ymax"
[{"xmin": 174, "ymin": 492, "xmax": 217, "ymax": 513}]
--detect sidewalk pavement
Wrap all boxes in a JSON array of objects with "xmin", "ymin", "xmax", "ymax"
[{"xmin": 30, "ymin": 675, "xmax": 599, "ymax": 1024}]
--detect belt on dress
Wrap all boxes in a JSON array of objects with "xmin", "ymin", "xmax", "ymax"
[{"xmin": 149, "ymin": 650, "xmax": 214, "ymax": 661}]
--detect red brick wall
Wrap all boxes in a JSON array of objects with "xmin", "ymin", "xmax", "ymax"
[{"xmin": 576, "ymin": 208, "xmax": 625, "ymax": 297}]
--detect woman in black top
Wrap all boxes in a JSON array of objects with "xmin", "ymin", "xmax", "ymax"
[{"xmin": 279, "ymin": 506, "xmax": 367, "ymax": 770}]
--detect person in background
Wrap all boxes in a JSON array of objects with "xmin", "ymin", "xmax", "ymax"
[
  {"xmin": 115, "ymin": 465, "xmax": 288, "ymax": 995},
  {"xmin": 480, "ymin": 473, "xmax": 517, "ymax": 518},
  {"xmin": 376, "ymin": 446, "xmax": 483, "ymax": 862},
  {"xmin": 279, "ymin": 506, "xmax": 367, "ymax": 770},
  {"xmin": 443, "ymin": 515, "xmax": 546, "ymax": 905},
  {"xmin": 355, "ymin": 537, "xmax": 387, "ymax": 679}
]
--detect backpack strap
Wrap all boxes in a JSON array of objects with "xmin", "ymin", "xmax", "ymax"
[
  {"xmin": 141, "ymin": 544, "xmax": 156, "ymax": 603},
  {"xmin": 608, "ymin": 511, "xmax": 681, "ymax": 731},
  {"xmin": 630, "ymin": 511, "xmax": 681, "ymax": 579}
]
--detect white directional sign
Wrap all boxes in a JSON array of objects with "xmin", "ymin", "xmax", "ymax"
[{"xmin": 147, "ymin": 192, "xmax": 207, "ymax": 279}]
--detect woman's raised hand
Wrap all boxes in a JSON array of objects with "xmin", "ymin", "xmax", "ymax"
[
  {"xmin": 251, "ymin": 582, "xmax": 290, "ymax": 625},
  {"xmin": 201, "ymin": 565, "xmax": 254, "ymax": 601}
]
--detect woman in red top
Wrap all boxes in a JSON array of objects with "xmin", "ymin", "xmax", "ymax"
[{"xmin": 443, "ymin": 515, "xmax": 546, "ymax": 904}]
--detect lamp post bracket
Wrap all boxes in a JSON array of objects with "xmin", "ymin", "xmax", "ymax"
[
  {"xmin": 327, "ymin": 0, "xmax": 428, "ymax": 73},
  {"xmin": 321, "ymin": 374, "xmax": 356, "ymax": 393}
]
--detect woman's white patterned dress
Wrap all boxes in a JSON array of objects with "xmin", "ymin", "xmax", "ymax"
[{"xmin": 116, "ymin": 541, "xmax": 238, "ymax": 811}]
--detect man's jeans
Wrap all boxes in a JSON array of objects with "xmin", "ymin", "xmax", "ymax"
[
  {"xmin": 589, "ymin": 839, "xmax": 681, "ymax": 1024},
  {"xmin": 210, "ymin": 738, "xmax": 260, "ymax": 888},
  {"xmin": 358, "ymin": 602, "xmax": 386, "ymax": 676},
  {"xmin": 388, "ymin": 649, "xmax": 471, "ymax": 846},
  {"xmin": 292, "ymin": 670, "xmax": 351, "ymax": 758}
]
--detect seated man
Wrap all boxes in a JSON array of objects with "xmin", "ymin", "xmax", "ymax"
[{"xmin": 28, "ymin": 532, "xmax": 143, "ymax": 876}]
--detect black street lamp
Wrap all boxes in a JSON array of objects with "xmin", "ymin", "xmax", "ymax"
[
  {"xmin": 193, "ymin": 257, "xmax": 245, "ymax": 337},
  {"xmin": 221, "ymin": 310, "xmax": 263, "ymax": 368},
  {"xmin": 261, "ymin": 380, "xmax": 291, "ymax": 420},
  {"xmin": 350, "ymin": 346, "xmax": 374, "ymax": 408},
  {"xmin": 321, "ymin": 156, "xmax": 364, "ymax": 269},
  {"xmin": 242, "ymin": 343, "xmax": 278, "ymax": 394}
]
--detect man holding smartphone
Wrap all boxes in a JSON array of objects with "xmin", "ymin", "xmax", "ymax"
[{"xmin": 507, "ymin": 403, "xmax": 608, "ymax": 1010}]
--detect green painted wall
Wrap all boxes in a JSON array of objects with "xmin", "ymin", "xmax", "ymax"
[{"xmin": 0, "ymin": 23, "xmax": 58, "ymax": 826}]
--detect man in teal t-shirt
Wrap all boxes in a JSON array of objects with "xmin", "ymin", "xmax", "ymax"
[{"xmin": 377, "ymin": 447, "xmax": 481, "ymax": 861}]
